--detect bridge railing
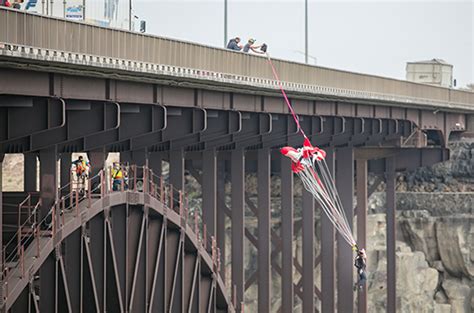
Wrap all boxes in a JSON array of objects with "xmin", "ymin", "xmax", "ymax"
[
  {"xmin": 1, "ymin": 165, "xmax": 222, "ymax": 305},
  {"xmin": 1, "ymin": 7, "xmax": 473, "ymax": 109}
]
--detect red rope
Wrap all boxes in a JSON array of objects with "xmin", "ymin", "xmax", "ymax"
[{"xmin": 267, "ymin": 55, "xmax": 308, "ymax": 139}]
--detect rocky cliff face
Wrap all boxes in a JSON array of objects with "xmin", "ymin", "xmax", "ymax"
[{"xmin": 367, "ymin": 139, "xmax": 474, "ymax": 313}]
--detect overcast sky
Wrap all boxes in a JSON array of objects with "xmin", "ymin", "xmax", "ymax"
[{"xmin": 134, "ymin": 0, "xmax": 473, "ymax": 87}]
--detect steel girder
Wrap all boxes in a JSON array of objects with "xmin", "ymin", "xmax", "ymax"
[{"xmin": 4, "ymin": 192, "xmax": 232, "ymax": 313}]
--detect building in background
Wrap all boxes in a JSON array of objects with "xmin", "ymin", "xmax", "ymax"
[{"xmin": 406, "ymin": 59, "xmax": 454, "ymax": 88}]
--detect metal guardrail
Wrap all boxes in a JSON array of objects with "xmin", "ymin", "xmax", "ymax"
[{"xmin": 1, "ymin": 7, "xmax": 474, "ymax": 111}]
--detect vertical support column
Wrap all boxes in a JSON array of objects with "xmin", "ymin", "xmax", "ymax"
[
  {"xmin": 302, "ymin": 188, "xmax": 314, "ymax": 313},
  {"xmin": 170, "ymin": 149, "xmax": 185, "ymax": 191},
  {"xmin": 39, "ymin": 148, "xmax": 57, "ymax": 313},
  {"xmin": 88, "ymin": 149, "xmax": 108, "ymax": 178},
  {"xmin": 148, "ymin": 152, "xmax": 163, "ymax": 177},
  {"xmin": 60, "ymin": 153, "xmax": 71, "ymax": 195},
  {"xmin": 281, "ymin": 156, "xmax": 293, "ymax": 312},
  {"xmin": 202, "ymin": 149, "xmax": 217, "ymax": 237},
  {"xmin": 88, "ymin": 149, "xmax": 108, "ymax": 193},
  {"xmin": 321, "ymin": 148, "xmax": 336, "ymax": 312},
  {"xmin": 39, "ymin": 146, "xmax": 58, "ymax": 219},
  {"xmin": 356, "ymin": 159, "xmax": 368, "ymax": 313},
  {"xmin": 336, "ymin": 147, "xmax": 354, "ymax": 313},
  {"xmin": 131, "ymin": 149, "xmax": 147, "ymax": 167},
  {"xmin": 217, "ymin": 158, "xmax": 226, "ymax": 281},
  {"xmin": 231, "ymin": 149, "xmax": 244, "ymax": 312},
  {"xmin": 24, "ymin": 153, "xmax": 38, "ymax": 192},
  {"xmin": 257, "ymin": 148, "xmax": 271, "ymax": 313},
  {"xmin": 0, "ymin": 153, "xmax": 4, "ymax": 292},
  {"xmin": 386, "ymin": 157, "xmax": 396, "ymax": 313}
]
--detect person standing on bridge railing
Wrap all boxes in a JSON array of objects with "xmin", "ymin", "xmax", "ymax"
[
  {"xmin": 226, "ymin": 37, "xmax": 243, "ymax": 51},
  {"xmin": 243, "ymin": 38, "xmax": 265, "ymax": 55}
]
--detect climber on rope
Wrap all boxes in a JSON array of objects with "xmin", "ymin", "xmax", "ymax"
[{"xmin": 354, "ymin": 248, "xmax": 367, "ymax": 291}]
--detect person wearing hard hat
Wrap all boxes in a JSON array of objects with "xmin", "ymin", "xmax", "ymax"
[
  {"xmin": 243, "ymin": 38, "xmax": 265, "ymax": 54},
  {"xmin": 111, "ymin": 163, "xmax": 124, "ymax": 191}
]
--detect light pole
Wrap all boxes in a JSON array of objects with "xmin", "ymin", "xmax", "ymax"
[
  {"xmin": 305, "ymin": 0, "xmax": 308, "ymax": 64},
  {"xmin": 129, "ymin": 0, "xmax": 132, "ymax": 31},
  {"xmin": 224, "ymin": 0, "xmax": 228, "ymax": 46}
]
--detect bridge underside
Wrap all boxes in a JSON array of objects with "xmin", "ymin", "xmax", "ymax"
[{"xmin": 0, "ymin": 69, "xmax": 452, "ymax": 313}]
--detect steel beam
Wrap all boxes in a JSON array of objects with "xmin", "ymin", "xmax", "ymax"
[
  {"xmin": 24, "ymin": 153, "xmax": 38, "ymax": 192},
  {"xmin": 216, "ymin": 158, "xmax": 226, "ymax": 282},
  {"xmin": 281, "ymin": 155, "xmax": 294, "ymax": 312},
  {"xmin": 60, "ymin": 153, "xmax": 71, "ymax": 195},
  {"xmin": 170, "ymin": 148, "xmax": 185, "ymax": 211},
  {"xmin": 336, "ymin": 147, "xmax": 354, "ymax": 313},
  {"xmin": 386, "ymin": 156, "xmax": 396, "ymax": 313},
  {"xmin": 202, "ymin": 149, "xmax": 217, "ymax": 237},
  {"xmin": 148, "ymin": 152, "xmax": 163, "ymax": 177},
  {"xmin": 257, "ymin": 148, "xmax": 271, "ymax": 313},
  {"xmin": 39, "ymin": 255, "xmax": 56, "ymax": 312},
  {"xmin": 39, "ymin": 146, "xmax": 58, "ymax": 219},
  {"xmin": 302, "ymin": 188, "xmax": 314, "ymax": 313},
  {"xmin": 231, "ymin": 149, "xmax": 244, "ymax": 311},
  {"xmin": 321, "ymin": 147, "xmax": 335, "ymax": 312},
  {"xmin": 88, "ymin": 149, "xmax": 108, "ymax": 178},
  {"xmin": 356, "ymin": 159, "xmax": 368, "ymax": 312},
  {"xmin": 0, "ymin": 152, "xmax": 3, "ymax": 300}
]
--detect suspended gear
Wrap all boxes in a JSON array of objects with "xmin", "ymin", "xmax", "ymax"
[
  {"xmin": 266, "ymin": 52, "xmax": 360, "ymax": 250},
  {"xmin": 280, "ymin": 138, "xmax": 356, "ymax": 247}
]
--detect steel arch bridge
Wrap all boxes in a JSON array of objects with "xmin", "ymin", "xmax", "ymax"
[{"xmin": 3, "ymin": 169, "xmax": 232, "ymax": 313}]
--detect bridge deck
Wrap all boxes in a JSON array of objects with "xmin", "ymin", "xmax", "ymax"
[{"xmin": 1, "ymin": 7, "xmax": 474, "ymax": 112}]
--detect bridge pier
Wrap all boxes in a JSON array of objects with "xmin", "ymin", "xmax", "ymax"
[
  {"xmin": 60, "ymin": 153, "xmax": 71, "ymax": 195},
  {"xmin": 202, "ymin": 149, "xmax": 217, "ymax": 237},
  {"xmin": 321, "ymin": 147, "xmax": 336, "ymax": 312},
  {"xmin": 148, "ymin": 152, "xmax": 163, "ymax": 176},
  {"xmin": 169, "ymin": 148, "xmax": 185, "ymax": 210},
  {"xmin": 88, "ymin": 149, "xmax": 108, "ymax": 178},
  {"xmin": 0, "ymin": 153, "xmax": 4, "ymax": 308},
  {"xmin": 336, "ymin": 147, "xmax": 354, "ymax": 313},
  {"xmin": 257, "ymin": 148, "xmax": 271, "ymax": 313},
  {"xmin": 302, "ymin": 184, "xmax": 315, "ymax": 313},
  {"xmin": 281, "ymin": 155, "xmax": 294, "ymax": 313},
  {"xmin": 39, "ymin": 147, "xmax": 58, "ymax": 220},
  {"xmin": 24, "ymin": 153, "xmax": 38, "ymax": 192},
  {"xmin": 356, "ymin": 159, "xmax": 368, "ymax": 312},
  {"xmin": 386, "ymin": 156, "xmax": 397, "ymax": 313},
  {"xmin": 38, "ymin": 147, "xmax": 58, "ymax": 313},
  {"xmin": 231, "ymin": 149, "xmax": 245, "ymax": 312},
  {"xmin": 216, "ymin": 158, "xmax": 227, "ymax": 282}
]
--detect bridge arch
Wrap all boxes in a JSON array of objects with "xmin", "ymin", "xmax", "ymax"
[{"xmin": 3, "ymin": 169, "xmax": 232, "ymax": 313}]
